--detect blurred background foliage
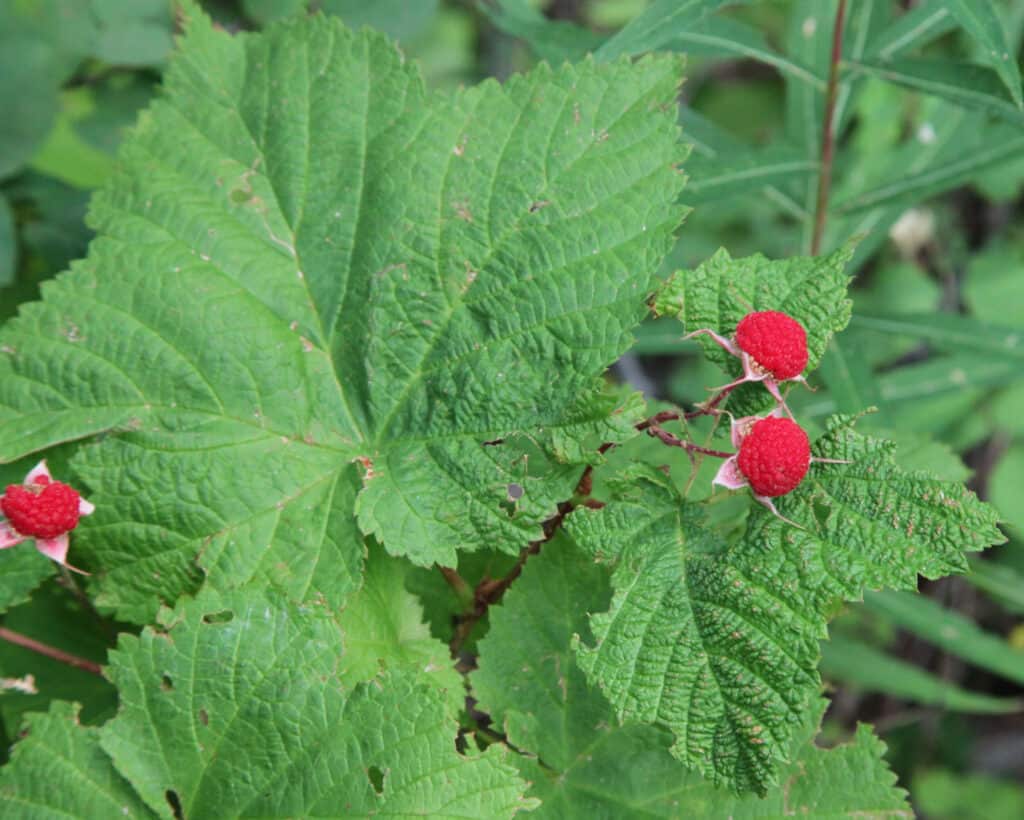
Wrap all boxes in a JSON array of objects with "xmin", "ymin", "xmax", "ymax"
[{"xmin": 2, "ymin": 0, "xmax": 1024, "ymax": 814}]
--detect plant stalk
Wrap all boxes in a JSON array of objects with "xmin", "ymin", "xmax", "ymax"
[
  {"xmin": 810, "ymin": 0, "xmax": 848, "ymax": 255},
  {"xmin": 0, "ymin": 626, "xmax": 103, "ymax": 676}
]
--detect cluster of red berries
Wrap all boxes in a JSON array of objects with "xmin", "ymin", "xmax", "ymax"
[{"xmin": 686, "ymin": 310, "xmax": 836, "ymax": 521}]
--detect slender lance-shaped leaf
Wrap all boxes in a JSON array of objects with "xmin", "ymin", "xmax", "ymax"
[
  {"xmin": 865, "ymin": 590, "xmax": 1024, "ymax": 686},
  {"xmin": 685, "ymin": 148, "xmax": 819, "ymax": 205},
  {"xmin": 596, "ymin": 0, "xmax": 732, "ymax": 61},
  {"xmin": 0, "ymin": 8, "xmax": 686, "ymax": 620},
  {"xmin": 869, "ymin": 0, "xmax": 957, "ymax": 60},
  {"xmin": 679, "ymin": 107, "xmax": 807, "ymax": 219},
  {"xmin": 803, "ymin": 354, "xmax": 1021, "ymax": 419},
  {"xmin": 851, "ymin": 312, "xmax": 1024, "ymax": 362},
  {"xmin": 942, "ymin": 0, "xmax": 1023, "ymax": 109},
  {"xmin": 848, "ymin": 58, "xmax": 1024, "ymax": 123},
  {"xmin": 966, "ymin": 558, "xmax": 1024, "ymax": 616},
  {"xmin": 671, "ymin": 16, "xmax": 825, "ymax": 89},
  {"xmin": 99, "ymin": 589, "xmax": 533, "ymax": 819},
  {"xmin": 0, "ymin": 702, "xmax": 155, "ymax": 819},
  {"xmin": 832, "ymin": 119, "xmax": 1024, "ymax": 215},
  {"xmin": 473, "ymin": 531, "xmax": 910, "ymax": 816},
  {"xmin": 816, "ymin": 336, "xmax": 883, "ymax": 415},
  {"xmin": 821, "ymin": 634, "xmax": 1023, "ymax": 714},
  {"xmin": 568, "ymin": 414, "xmax": 1001, "ymax": 795}
]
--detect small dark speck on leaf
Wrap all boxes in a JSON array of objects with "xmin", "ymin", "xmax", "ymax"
[
  {"xmin": 161, "ymin": 675, "xmax": 173, "ymax": 692},
  {"xmin": 198, "ymin": 709, "xmax": 209, "ymax": 726},
  {"xmin": 507, "ymin": 483, "xmax": 524, "ymax": 501},
  {"xmin": 368, "ymin": 765, "xmax": 385, "ymax": 795},
  {"xmin": 166, "ymin": 789, "xmax": 184, "ymax": 820}
]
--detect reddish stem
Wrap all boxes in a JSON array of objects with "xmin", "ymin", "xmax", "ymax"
[
  {"xmin": 0, "ymin": 626, "xmax": 103, "ymax": 676},
  {"xmin": 810, "ymin": 0, "xmax": 847, "ymax": 255},
  {"xmin": 646, "ymin": 424, "xmax": 733, "ymax": 459}
]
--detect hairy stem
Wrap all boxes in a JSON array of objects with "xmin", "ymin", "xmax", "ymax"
[
  {"xmin": 810, "ymin": 0, "xmax": 847, "ymax": 255},
  {"xmin": 0, "ymin": 626, "xmax": 103, "ymax": 676}
]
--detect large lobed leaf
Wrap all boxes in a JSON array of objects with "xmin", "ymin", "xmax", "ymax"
[
  {"xmin": 473, "ymin": 530, "xmax": 910, "ymax": 815},
  {"xmin": 566, "ymin": 413, "xmax": 1001, "ymax": 795},
  {"xmin": 0, "ymin": 6, "xmax": 686, "ymax": 621},
  {"xmin": 0, "ymin": 588, "xmax": 532, "ymax": 819}
]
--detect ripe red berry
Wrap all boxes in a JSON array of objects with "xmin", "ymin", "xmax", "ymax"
[
  {"xmin": 735, "ymin": 311, "xmax": 808, "ymax": 381},
  {"xmin": 1, "ymin": 480, "xmax": 83, "ymax": 539},
  {"xmin": 736, "ymin": 416, "xmax": 811, "ymax": 498}
]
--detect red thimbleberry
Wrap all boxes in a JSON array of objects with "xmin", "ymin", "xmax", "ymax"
[
  {"xmin": 684, "ymin": 309, "xmax": 810, "ymax": 412},
  {"xmin": 734, "ymin": 310, "xmax": 808, "ymax": 381},
  {"xmin": 2, "ymin": 479, "xmax": 83, "ymax": 539},
  {"xmin": 0, "ymin": 461, "xmax": 94, "ymax": 573},
  {"xmin": 735, "ymin": 415, "xmax": 810, "ymax": 498}
]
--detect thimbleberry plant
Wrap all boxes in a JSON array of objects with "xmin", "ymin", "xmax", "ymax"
[{"xmin": 0, "ymin": 3, "xmax": 1003, "ymax": 818}]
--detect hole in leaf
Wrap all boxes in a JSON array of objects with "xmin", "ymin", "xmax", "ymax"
[
  {"xmin": 202, "ymin": 610, "xmax": 235, "ymax": 625},
  {"xmin": 367, "ymin": 765, "xmax": 385, "ymax": 795},
  {"xmin": 198, "ymin": 709, "xmax": 209, "ymax": 726},
  {"xmin": 161, "ymin": 675, "xmax": 173, "ymax": 692},
  {"xmin": 166, "ymin": 789, "xmax": 184, "ymax": 820},
  {"xmin": 812, "ymin": 501, "xmax": 830, "ymax": 529},
  {"xmin": 506, "ymin": 483, "xmax": 524, "ymax": 501}
]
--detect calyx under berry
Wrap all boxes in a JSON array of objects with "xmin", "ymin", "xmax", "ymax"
[{"xmin": 0, "ymin": 461, "xmax": 94, "ymax": 573}]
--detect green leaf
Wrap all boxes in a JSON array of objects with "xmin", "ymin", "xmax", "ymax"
[
  {"xmin": 832, "ymin": 119, "xmax": 1024, "ymax": 215},
  {"xmin": 914, "ymin": 769, "xmax": 1024, "ymax": 820},
  {"xmin": 655, "ymin": 245, "xmax": 853, "ymax": 415},
  {"xmin": 685, "ymin": 147, "xmax": 819, "ymax": 204},
  {"xmin": 90, "ymin": 0, "xmax": 174, "ymax": 67},
  {"xmin": 321, "ymin": 0, "xmax": 440, "ymax": 41},
  {"xmin": 596, "ymin": 0, "xmax": 731, "ymax": 61},
  {"xmin": 680, "ymin": 107, "xmax": 807, "ymax": 219},
  {"xmin": 241, "ymin": 0, "xmax": 309, "ymax": 26},
  {"xmin": 868, "ymin": 1, "xmax": 958, "ymax": 59},
  {"xmin": 966, "ymin": 557, "xmax": 1024, "ymax": 616},
  {"xmin": 0, "ymin": 549, "xmax": 54, "ymax": 614},
  {"xmin": 0, "ymin": 10, "xmax": 685, "ymax": 619},
  {"xmin": 0, "ymin": 36, "xmax": 62, "ymax": 181},
  {"xmin": 0, "ymin": 193, "xmax": 14, "ymax": 287},
  {"xmin": 942, "ymin": 0, "xmax": 1023, "ymax": 109},
  {"xmin": 474, "ymin": 534, "xmax": 698, "ymax": 817},
  {"xmin": 991, "ymin": 443, "xmax": 1024, "ymax": 536},
  {"xmin": 670, "ymin": 16, "xmax": 825, "ymax": 89},
  {"xmin": 820, "ymin": 634, "xmax": 1022, "ymax": 714},
  {"xmin": 474, "ymin": 531, "xmax": 909, "ymax": 815},
  {"xmin": 816, "ymin": 337, "xmax": 882, "ymax": 415},
  {"xmin": 851, "ymin": 313, "xmax": 1024, "ymax": 363},
  {"xmin": 848, "ymin": 58, "xmax": 1024, "ymax": 122},
  {"xmin": 100, "ymin": 589, "xmax": 532, "ymax": 818},
  {"xmin": 567, "ymin": 414, "xmax": 1001, "ymax": 794},
  {"xmin": 337, "ymin": 542, "xmax": 461, "ymax": 705},
  {"xmin": 964, "ymin": 242, "xmax": 1024, "ymax": 325},
  {"xmin": 480, "ymin": 0, "xmax": 603, "ymax": 63},
  {"xmin": 0, "ymin": 702, "xmax": 154, "ymax": 819},
  {"xmin": 864, "ymin": 590, "xmax": 1024, "ymax": 686}
]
